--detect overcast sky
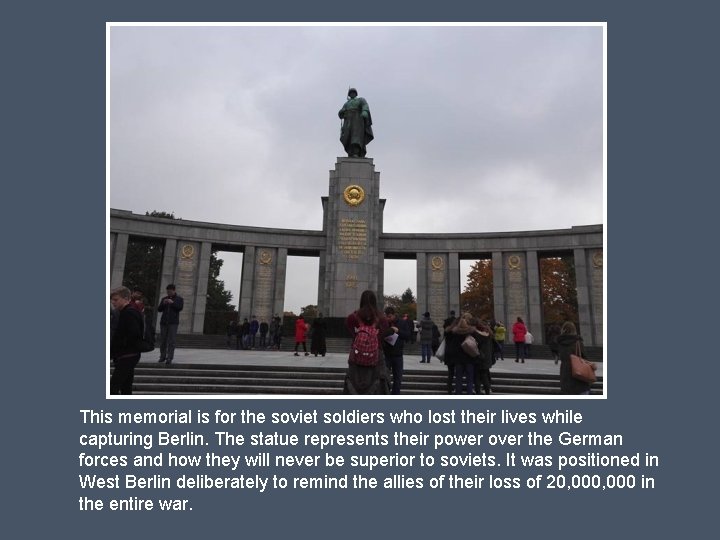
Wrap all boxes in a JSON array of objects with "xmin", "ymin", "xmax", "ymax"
[{"xmin": 109, "ymin": 24, "xmax": 604, "ymax": 314}]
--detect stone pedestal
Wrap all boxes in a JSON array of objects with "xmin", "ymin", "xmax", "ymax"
[{"xmin": 320, "ymin": 157, "xmax": 384, "ymax": 317}]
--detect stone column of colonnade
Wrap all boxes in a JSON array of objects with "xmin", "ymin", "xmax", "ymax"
[
  {"xmin": 109, "ymin": 232, "xmax": 128, "ymax": 290},
  {"xmin": 415, "ymin": 252, "xmax": 460, "ymax": 328},
  {"xmin": 155, "ymin": 238, "xmax": 209, "ymax": 334},
  {"xmin": 238, "ymin": 246, "xmax": 287, "ymax": 326},
  {"xmin": 575, "ymin": 248, "xmax": 603, "ymax": 346}
]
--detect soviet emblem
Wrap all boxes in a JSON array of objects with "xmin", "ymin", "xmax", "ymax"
[
  {"xmin": 431, "ymin": 256, "xmax": 444, "ymax": 271},
  {"xmin": 259, "ymin": 250, "xmax": 272, "ymax": 265},
  {"xmin": 343, "ymin": 184, "xmax": 365, "ymax": 206},
  {"xmin": 181, "ymin": 244, "xmax": 195, "ymax": 259},
  {"xmin": 508, "ymin": 255, "xmax": 521, "ymax": 269},
  {"xmin": 592, "ymin": 251, "xmax": 603, "ymax": 268}
]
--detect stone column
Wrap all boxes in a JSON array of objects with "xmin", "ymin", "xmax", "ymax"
[
  {"xmin": 239, "ymin": 246, "xmax": 284, "ymax": 326},
  {"xmin": 155, "ymin": 238, "xmax": 178, "ymax": 329},
  {"xmin": 492, "ymin": 251, "xmax": 506, "ymax": 325},
  {"xmin": 448, "ymin": 252, "xmax": 460, "ymax": 316},
  {"xmin": 574, "ymin": 248, "xmax": 595, "ymax": 345},
  {"xmin": 426, "ymin": 253, "xmax": 449, "ymax": 322},
  {"xmin": 191, "ymin": 241, "xmax": 213, "ymax": 333},
  {"xmin": 274, "ymin": 248, "xmax": 288, "ymax": 319},
  {"xmin": 173, "ymin": 241, "xmax": 201, "ymax": 334},
  {"xmin": 377, "ymin": 251, "xmax": 385, "ymax": 309},
  {"xmin": 238, "ymin": 246, "xmax": 255, "ymax": 320},
  {"xmin": 589, "ymin": 249, "xmax": 604, "ymax": 346},
  {"xmin": 416, "ymin": 252, "xmax": 427, "ymax": 315},
  {"xmin": 504, "ymin": 252, "xmax": 529, "ymax": 327},
  {"xmin": 110, "ymin": 233, "xmax": 129, "ymax": 289},
  {"xmin": 320, "ymin": 157, "xmax": 382, "ymax": 317},
  {"xmin": 526, "ymin": 251, "xmax": 543, "ymax": 344}
]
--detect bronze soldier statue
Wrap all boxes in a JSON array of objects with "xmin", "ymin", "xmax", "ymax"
[{"xmin": 339, "ymin": 88, "xmax": 373, "ymax": 158}]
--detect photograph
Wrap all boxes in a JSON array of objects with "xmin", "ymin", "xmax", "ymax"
[{"xmin": 108, "ymin": 23, "xmax": 605, "ymax": 398}]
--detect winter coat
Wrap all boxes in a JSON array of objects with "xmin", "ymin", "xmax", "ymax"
[
  {"xmin": 419, "ymin": 317, "xmax": 434, "ymax": 345},
  {"xmin": 557, "ymin": 333, "xmax": 592, "ymax": 395},
  {"xmin": 475, "ymin": 328, "xmax": 495, "ymax": 370},
  {"xmin": 110, "ymin": 305, "xmax": 144, "ymax": 360},
  {"xmin": 158, "ymin": 294, "xmax": 184, "ymax": 325},
  {"xmin": 444, "ymin": 322, "xmax": 483, "ymax": 366},
  {"xmin": 382, "ymin": 318, "xmax": 412, "ymax": 359},
  {"xmin": 512, "ymin": 321, "xmax": 527, "ymax": 343},
  {"xmin": 294, "ymin": 318, "xmax": 307, "ymax": 342},
  {"xmin": 494, "ymin": 324, "xmax": 506, "ymax": 342}
]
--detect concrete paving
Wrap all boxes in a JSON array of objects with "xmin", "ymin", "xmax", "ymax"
[{"xmin": 142, "ymin": 348, "xmax": 605, "ymax": 378}]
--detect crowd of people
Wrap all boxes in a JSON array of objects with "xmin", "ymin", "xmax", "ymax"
[{"xmin": 110, "ymin": 285, "xmax": 594, "ymax": 396}]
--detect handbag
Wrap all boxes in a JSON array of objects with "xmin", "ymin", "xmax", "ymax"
[
  {"xmin": 461, "ymin": 334, "xmax": 480, "ymax": 358},
  {"xmin": 570, "ymin": 342, "xmax": 596, "ymax": 384},
  {"xmin": 435, "ymin": 339, "xmax": 446, "ymax": 361}
]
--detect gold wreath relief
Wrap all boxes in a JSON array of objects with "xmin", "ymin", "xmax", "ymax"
[
  {"xmin": 259, "ymin": 250, "xmax": 273, "ymax": 265},
  {"xmin": 343, "ymin": 184, "xmax": 365, "ymax": 206},
  {"xmin": 508, "ymin": 255, "xmax": 521, "ymax": 269},
  {"xmin": 431, "ymin": 256, "xmax": 444, "ymax": 271},
  {"xmin": 592, "ymin": 251, "xmax": 603, "ymax": 268},
  {"xmin": 181, "ymin": 244, "xmax": 195, "ymax": 259}
]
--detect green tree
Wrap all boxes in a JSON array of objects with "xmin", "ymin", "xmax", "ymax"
[
  {"xmin": 539, "ymin": 256, "xmax": 578, "ymax": 333},
  {"xmin": 401, "ymin": 287, "xmax": 415, "ymax": 304},
  {"xmin": 460, "ymin": 259, "xmax": 494, "ymax": 321},
  {"xmin": 123, "ymin": 236, "xmax": 164, "ymax": 309},
  {"xmin": 203, "ymin": 251, "xmax": 236, "ymax": 334},
  {"xmin": 384, "ymin": 289, "xmax": 417, "ymax": 319},
  {"xmin": 300, "ymin": 304, "xmax": 319, "ymax": 319}
]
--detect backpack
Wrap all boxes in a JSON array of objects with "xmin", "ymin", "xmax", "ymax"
[
  {"xmin": 138, "ymin": 338, "xmax": 155, "ymax": 353},
  {"xmin": 349, "ymin": 323, "xmax": 379, "ymax": 366}
]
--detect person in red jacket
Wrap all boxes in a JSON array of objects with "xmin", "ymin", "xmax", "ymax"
[
  {"xmin": 294, "ymin": 315, "xmax": 309, "ymax": 356},
  {"xmin": 512, "ymin": 316, "xmax": 527, "ymax": 363}
]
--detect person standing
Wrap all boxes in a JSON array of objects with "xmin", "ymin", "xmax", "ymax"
[
  {"xmin": 557, "ymin": 322, "xmax": 596, "ymax": 395},
  {"xmin": 547, "ymin": 323, "xmax": 561, "ymax": 364},
  {"xmin": 343, "ymin": 290, "xmax": 390, "ymax": 394},
  {"xmin": 473, "ymin": 319, "xmax": 495, "ymax": 395},
  {"xmin": 419, "ymin": 312, "xmax": 434, "ymax": 363},
  {"xmin": 259, "ymin": 319, "xmax": 269, "ymax": 349},
  {"xmin": 226, "ymin": 319, "xmax": 239, "ymax": 349},
  {"xmin": 443, "ymin": 310, "xmax": 457, "ymax": 332},
  {"xmin": 382, "ymin": 306, "xmax": 411, "ymax": 395},
  {"xmin": 240, "ymin": 318, "xmax": 251, "ymax": 349},
  {"xmin": 398, "ymin": 313, "xmax": 414, "ymax": 345},
  {"xmin": 249, "ymin": 315, "xmax": 259, "ymax": 349},
  {"xmin": 157, "ymin": 284, "xmax": 183, "ymax": 366},
  {"xmin": 524, "ymin": 329, "xmax": 534, "ymax": 359},
  {"xmin": 493, "ymin": 321, "xmax": 506, "ymax": 361},
  {"xmin": 110, "ymin": 286, "xmax": 144, "ymax": 394},
  {"xmin": 444, "ymin": 314, "xmax": 481, "ymax": 395},
  {"xmin": 311, "ymin": 313, "xmax": 328, "ymax": 357},
  {"xmin": 294, "ymin": 315, "xmax": 309, "ymax": 356},
  {"xmin": 442, "ymin": 311, "xmax": 458, "ymax": 392},
  {"xmin": 270, "ymin": 315, "xmax": 282, "ymax": 351},
  {"xmin": 512, "ymin": 317, "xmax": 527, "ymax": 363}
]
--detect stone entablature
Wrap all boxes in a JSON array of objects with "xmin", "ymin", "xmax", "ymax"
[{"xmin": 111, "ymin": 209, "xmax": 601, "ymax": 256}]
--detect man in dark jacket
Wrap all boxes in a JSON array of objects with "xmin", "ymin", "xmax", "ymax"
[
  {"xmin": 110, "ymin": 286, "xmax": 144, "ymax": 394},
  {"xmin": 157, "ymin": 284, "xmax": 183, "ymax": 365},
  {"xmin": 382, "ymin": 307, "xmax": 412, "ymax": 394}
]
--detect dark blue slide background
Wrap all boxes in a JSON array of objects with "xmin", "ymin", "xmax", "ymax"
[{"xmin": 4, "ymin": 1, "xmax": 717, "ymax": 538}]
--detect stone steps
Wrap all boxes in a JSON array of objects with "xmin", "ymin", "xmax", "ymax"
[
  {"xmin": 174, "ymin": 334, "xmax": 604, "ymax": 361},
  {"xmin": 128, "ymin": 364, "xmax": 603, "ymax": 396}
]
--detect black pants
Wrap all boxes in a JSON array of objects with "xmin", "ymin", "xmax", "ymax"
[
  {"xmin": 385, "ymin": 355, "xmax": 404, "ymax": 394},
  {"xmin": 475, "ymin": 368, "xmax": 491, "ymax": 394},
  {"xmin": 111, "ymin": 354, "xmax": 140, "ymax": 395}
]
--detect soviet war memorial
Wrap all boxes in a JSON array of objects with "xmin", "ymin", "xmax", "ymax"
[{"xmin": 109, "ymin": 25, "xmax": 604, "ymax": 397}]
